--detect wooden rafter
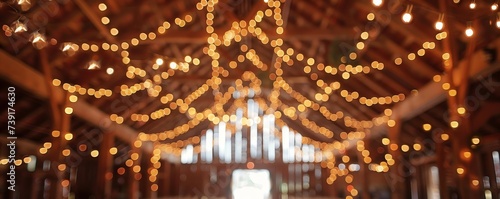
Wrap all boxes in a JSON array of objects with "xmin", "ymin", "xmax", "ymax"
[
  {"xmin": 334, "ymin": 38, "xmax": 500, "ymax": 155},
  {"xmin": 0, "ymin": 50, "xmax": 154, "ymax": 154}
]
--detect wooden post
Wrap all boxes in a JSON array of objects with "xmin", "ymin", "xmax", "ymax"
[
  {"xmin": 128, "ymin": 148, "xmax": 141, "ymax": 199},
  {"xmin": 158, "ymin": 161, "xmax": 172, "ymax": 197},
  {"xmin": 358, "ymin": 141, "xmax": 370, "ymax": 199},
  {"xmin": 140, "ymin": 151, "xmax": 154, "ymax": 199},
  {"xmin": 388, "ymin": 117, "xmax": 407, "ymax": 199},
  {"xmin": 40, "ymin": 49, "xmax": 70, "ymax": 199},
  {"xmin": 436, "ymin": 139, "xmax": 450, "ymax": 199},
  {"xmin": 95, "ymin": 132, "xmax": 114, "ymax": 198}
]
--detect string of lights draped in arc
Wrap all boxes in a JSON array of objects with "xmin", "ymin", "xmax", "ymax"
[{"xmin": 179, "ymin": 89, "xmax": 324, "ymax": 164}]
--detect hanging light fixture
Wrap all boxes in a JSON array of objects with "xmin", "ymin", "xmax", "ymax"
[
  {"xmin": 496, "ymin": 13, "xmax": 500, "ymax": 28},
  {"xmin": 12, "ymin": 20, "xmax": 27, "ymax": 33},
  {"xmin": 30, "ymin": 32, "xmax": 47, "ymax": 49},
  {"xmin": 372, "ymin": 0, "xmax": 383, "ymax": 7},
  {"xmin": 469, "ymin": 0, "xmax": 476, "ymax": 9},
  {"xmin": 492, "ymin": 2, "xmax": 499, "ymax": 10},
  {"xmin": 465, "ymin": 22, "xmax": 474, "ymax": 37},
  {"xmin": 86, "ymin": 60, "xmax": 101, "ymax": 70},
  {"xmin": 60, "ymin": 42, "xmax": 79, "ymax": 56},
  {"xmin": 435, "ymin": 14, "xmax": 444, "ymax": 31},
  {"xmin": 17, "ymin": 0, "xmax": 32, "ymax": 11},
  {"xmin": 402, "ymin": 4, "xmax": 413, "ymax": 23}
]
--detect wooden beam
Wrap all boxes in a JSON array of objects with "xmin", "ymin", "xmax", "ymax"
[
  {"xmin": 137, "ymin": 28, "xmax": 354, "ymax": 44},
  {"xmin": 471, "ymin": 101, "xmax": 500, "ymax": 133},
  {"xmin": 0, "ymin": 50, "xmax": 153, "ymax": 153},
  {"xmin": 366, "ymin": 50, "xmax": 423, "ymax": 89},
  {"xmin": 73, "ymin": 0, "xmax": 118, "ymax": 44},
  {"xmin": 379, "ymin": 36, "xmax": 438, "ymax": 79},
  {"xmin": 0, "ymin": 136, "xmax": 39, "ymax": 155},
  {"xmin": 243, "ymin": 0, "xmax": 267, "ymax": 22},
  {"xmin": 334, "ymin": 39, "xmax": 500, "ymax": 155},
  {"xmin": 387, "ymin": 118, "xmax": 407, "ymax": 199}
]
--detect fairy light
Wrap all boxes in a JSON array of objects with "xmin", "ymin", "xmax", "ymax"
[
  {"xmin": 372, "ymin": 0, "xmax": 383, "ymax": 7},
  {"xmin": 465, "ymin": 23, "xmax": 474, "ymax": 37},
  {"xmin": 106, "ymin": 67, "xmax": 114, "ymax": 75},
  {"xmin": 493, "ymin": 2, "xmax": 499, "ymax": 10},
  {"xmin": 469, "ymin": 0, "xmax": 476, "ymax": 9},
  {"xmin": 36, "ymin": 1, "xmax": 500, "ymax": 186},
  {"xmin": 402, "ymin": 4, "xmax": 413, "ymax": 23},
  {"xmin": 496, "ymin": 13, "xmax": 500, "ymax": 28},
  {"xmin": 435, "ymin": 14, "xmax": 444, "ymax": 30}
]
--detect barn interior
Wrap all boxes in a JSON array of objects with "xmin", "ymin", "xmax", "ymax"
[{"xmin": 1, "ymin": 0, "xmax": 500, "ymax": 198}]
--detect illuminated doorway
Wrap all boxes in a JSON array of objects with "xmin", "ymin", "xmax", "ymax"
[{"xmin": 231, "ymin": 169, "xmax": 271, "ymax": 199}]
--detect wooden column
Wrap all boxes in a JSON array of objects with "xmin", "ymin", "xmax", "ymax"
[
  {"xmin": 158, "ymin": 161, "xmax": 172, "ymax": 197},
  {"xmin": 358, "ymin": 141, "xmax": 370, "ymax": 199},
  {"xmin": 436, "ymin": 138, "xmax": 450, "ymax": 199},
  {"xmin": 40, "ymin": 49, "xmax": 70, "ymax": 199},
  {"xmin": 94, "ymin": 132, "xmax": 114, "ymax": 198},
  {"xmin": 388, "ymin": 118, "xmax": 407, "ymax": 199},
  {"xmin": 438, "ymin": 0, "xmax": 483, "ymax": 197},
  {"xmin": 128, "ymin": 148, "xmax": 141, "ymax": 199},
  {"xmin": 140, "ymin": 151, "xmax": 154, "ymax": 199}
]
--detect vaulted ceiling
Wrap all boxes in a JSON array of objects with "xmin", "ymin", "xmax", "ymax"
[{"xmin": 1, "ymin": 0, "xmax": 500, "ymax": 160}]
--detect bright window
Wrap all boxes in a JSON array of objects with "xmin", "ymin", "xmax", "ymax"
[{"xmin": 232, "ymin": 169, "xmax": 271, "ymax": 199}]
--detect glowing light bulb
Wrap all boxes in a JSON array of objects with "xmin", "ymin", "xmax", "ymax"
[
  {"xmin": 402, "ymin": 13, "xmax": 412, "ymax": 23},
  {"xmin": 465, "ymin": 27, "xmax": 474, "ymax": 37},
  {"xmin": 30, "ymin": 32, "xmax": 47, "ymax": 49},
  {"xmin": 86, "ymin": 60, "xmax": 101, "ymax": 70},
  {"xmin": 60, "ymin": 42, "xmax": 78, "ymax": 56},
  {"xmin": 17, "ymin": 0, "xmax": 32, "ymax": 11},
  {"xmin": 435, "ymin": 21, "xmax": 443, "ymax": 30},
  {"xmin": 169, "ymin": 62, "xmax": 178, "ymax": 69},
  {"xmin": 373, "ymin": 0, "xmax": 383, "ymax": 7},
  {"xmin": 106, "ymin": 67, "xmax": 114, "ymax": 75},
  {"xmin": 470, "ymin": 1, "xmax": 476, "ymax": 9},
  {"xmin": 155, "ymin": 58, "xmax": 164, "ymax": 65},
  {"xmin": 402, "ymin": 5, "xmax": 413, "ymax": 23},
  {"xmin": 12, "ymin": 20, "xmax": 27, "ymax": 33},
  {"xmin": 492, "ymin": 3, "xmax": 498, "ymax": 10},
  {"xmin": 435, "ymin": 14, "xmax": 444, "ymax": 31}
]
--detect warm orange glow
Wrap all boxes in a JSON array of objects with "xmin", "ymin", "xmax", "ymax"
[
  {"xmin": 246, "ymin": 162, "xmax": 255, "ymax": 169},
  {"xmin": 61, "ymin": 180, "xmax": 70, "ymax": 187}
]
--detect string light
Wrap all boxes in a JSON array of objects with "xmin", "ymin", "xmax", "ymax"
[
  {"xmin": 372, "ymin": 0, "xmax": 383, "ymax": 7},
  {"xmin": 15, "ymin": 0, "xmax": 500, "ymax": 189},
  {"xmin": 402, "ymin": 4, "xmax": 413, "ymax": 23},
  {"xmin": 435, "ymin": 14, "xmax": 444, "ymax": 30},
  {"xmin": 469, "ymin": 0, "xmax": 476, "ymax": 9},
  {"xmin": 465, "ymin": 23, "xmax": 474, "ymax": 37},
  {"xmin": 156, "ymin": 58, "xmax": 164, "ymax": 65},
  {"xmin": 106, "ymin": 67, "xmax": 114, "ymax": 75},
  {"xmin": 493, "ymin": 2, "xmax": 499, "ymax": 10},
  {"xmin": 496, "ymin": 13, "xmax": 500, "ymax": 28}
]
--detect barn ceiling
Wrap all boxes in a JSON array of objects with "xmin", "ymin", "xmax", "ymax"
[{"xmin": 1, "ymin": 0, "xmax": 500, "ymax": 161}]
